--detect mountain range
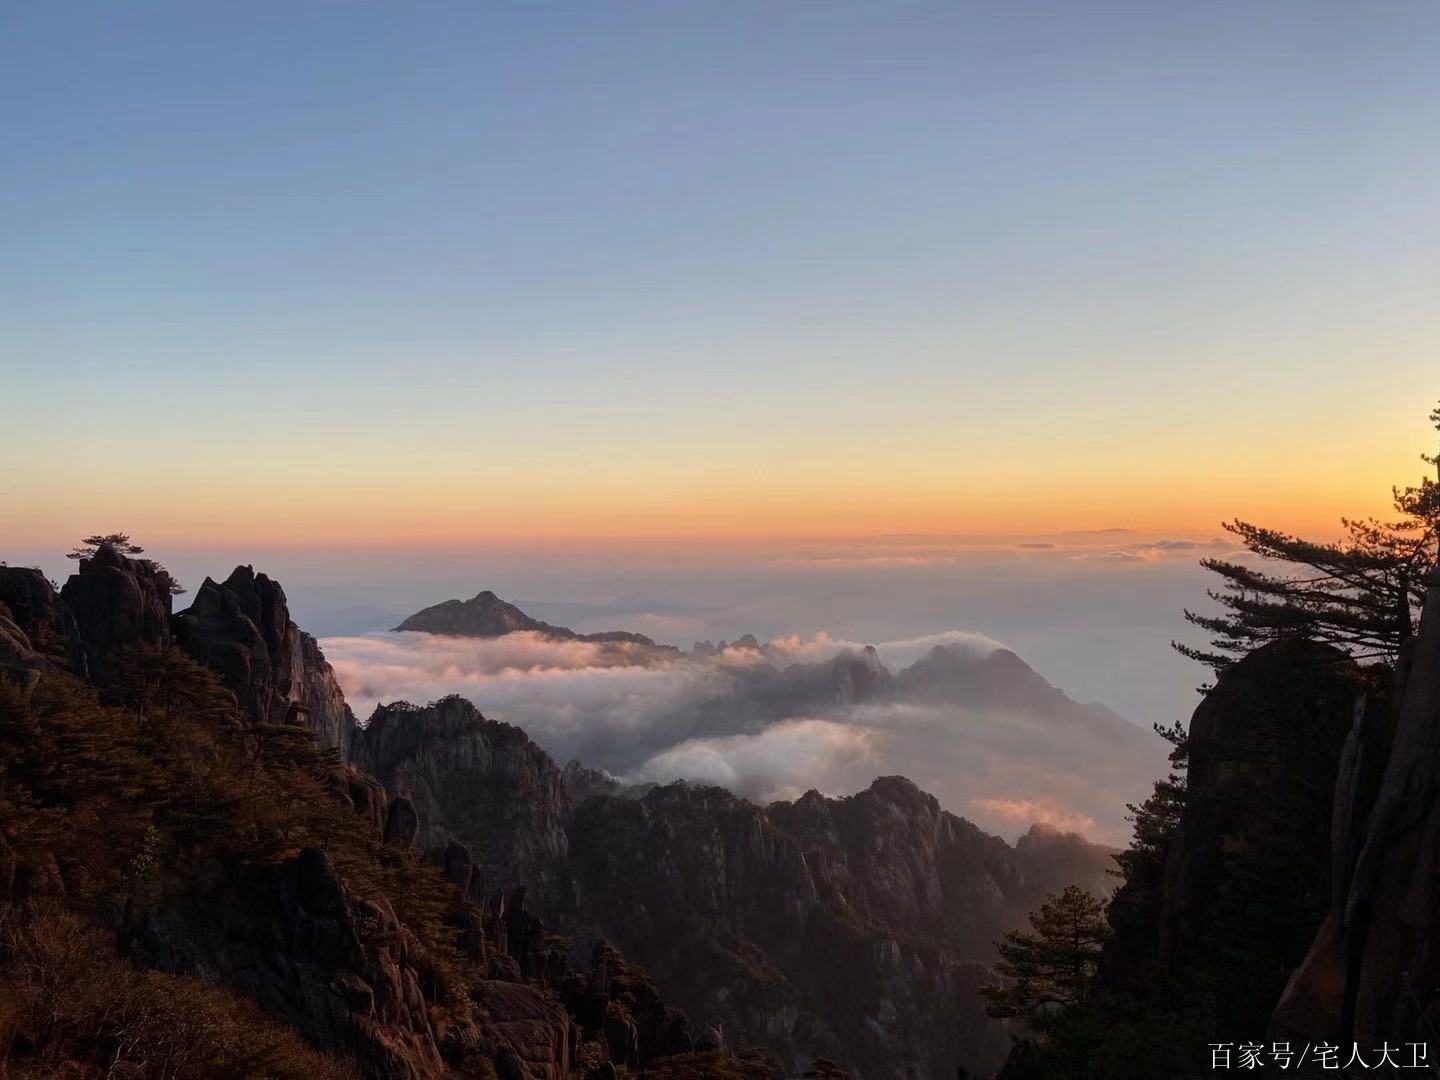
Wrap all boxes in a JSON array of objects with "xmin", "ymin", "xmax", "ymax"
[
  {"xmin": 379, "ymin": 590, "xmax": 1163, "ymax": 835},
  {"xmin": 11, "ymin": 544, "xmax": 1430, "ymax": 1078},
  {"xmin": 0, "ymin": 547, "xmax": 1121, "ymax": 1078}
]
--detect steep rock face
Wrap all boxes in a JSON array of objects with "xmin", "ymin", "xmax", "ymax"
[
  {"xmin": 570, "ymin": 777, "xmax": 1114, "ymax": 1077},
  {"xmin": 0, "ymin": 566, "xmax": 71, "ymax": 657},
  {"xmin": 173, "ymin": 565, "xmax": 359, "ymax": 755},
  {"xmin": 58, "ymin": 544, "xmax": 173, "ymax": 680},
  {"xmin": 0, "ymin": 604, "xmax": 36, "ymax": 669},
  {"xmin": 355, "ymin": 698, "xmax": 1116, "ymax": 1078},
  {"xmin": 1159, "ymin": 639, "xmax": 1360, "ymax": 976},
  {"xmin": 0, "ymin": 597, "xmax": 51, "ymax": 701},
  {"xmin": 569, "ymin": 778, "xmax": 1023, "ymax": 1078},
  {"xmin": 354, "ymin": 697, "xmax": 575, "ymax": 914},
  {"xmin": 770, "ymin": 777, "xmax": 1022, "ymax": 945},
  {"xmin": 1271, "ymin": 572, "xmax": 1440, "ymax": 1063},
  {"xmin": 128, "ymin": 846, "xmax": 453, "ymax": 1079},
  {"xmin": 0, "ymin": 568, "xmax": 64, "ymax": 676}
]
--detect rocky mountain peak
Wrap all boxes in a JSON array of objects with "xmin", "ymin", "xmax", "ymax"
[
  {"xmin": 173, "ymin": 566, "xmax": 359, "ymax": 756},
  {"xmin": 353, "ymin": 695, "xmax": 576, "ymax": 914},
  {"xmin": 393, "ymin": 590, "xmax": 671, "ymax": 656},
  {"xmin": 395, "ymin": 590, "xmax": 543, "ymax": 637},
  {"xmin": 58, "ymin": 542, "xmax": 174, "ymax": 680}
]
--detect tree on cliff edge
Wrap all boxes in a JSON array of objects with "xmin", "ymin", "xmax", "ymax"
[
  {"xmin": 1174, "ymin": 401, "xmax": 1440, "ymax": 673},
  {"xmin": 67, "ymin": 533, "xmax": 186, "ymax": 596}
]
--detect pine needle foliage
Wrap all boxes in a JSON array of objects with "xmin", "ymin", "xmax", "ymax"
[{"xmin": 1174, "ymin": 402, "xmax": 1440, "ymax": 674}]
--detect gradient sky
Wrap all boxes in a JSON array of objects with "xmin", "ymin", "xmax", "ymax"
[{"xmin": 5, "ymin": 2, "xmax": 1440, "ymax": 548}]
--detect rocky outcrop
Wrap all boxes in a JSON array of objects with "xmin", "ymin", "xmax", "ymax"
[
  {"xmin": 1270, "ymin": 571, "xmax": 1440, "ymax": 1064},
  {"xmin": 1046, "ymin": 635, "xmax": 1370, "ymax": 1070},
  {"xmin": 58, "ymin": 544, "xmax": 174, "ymax": 680},
  {"xmin": 354, "ymin": 697, "xmax": 575, "ymax": 914},
  {"xmin": 129, "ymin": 846, "xmax": 449, "ymax": 1077},
  {"xmin": 173, "ymin": 565, "xmax": 359, "ymax": 755},
  {"xmin": 354, "ymin": 696, "xmax": 1117, "ymax": 1078},
  {"xmin": 0, "ymin": 559, "xmax": 357, "ymax": 756},
  {"xmin": 0, "ymin": 570, "xmax": 58, "ymax": 688},
  {"xmin": 1158, "ymin": 638, "xmax": 1361, "ymax": 974},
  {"xmin": 0, "ymin": 605, "xmax": 35, "ymax": 670},
  {"xmin": 468, "ymin": 980, "xmax": 574, "ymax": 1080},
  {"xmin": 557, "ymin": 941, "xmax": 694, "ymax": 1069},
  {"xmin": 0, "ymin": 566, "xmax": 71, "ymax": 660}
]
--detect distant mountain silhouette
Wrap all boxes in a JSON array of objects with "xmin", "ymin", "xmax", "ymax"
[
  {"xmin": 894, "ymin": 644, "xmax": 1139, "ymax": 742},
  {"xmin": 395, "ymin": 589, "xmax": 670, "ymax": 650}
]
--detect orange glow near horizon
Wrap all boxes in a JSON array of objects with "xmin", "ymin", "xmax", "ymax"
[
  {"xmin": 5, "ymin": 377, "xmax": 1435, "ymax": 553},
  {"xmin": 1, "ymin": 446, "xmax": 1421, "ymax": 553}
]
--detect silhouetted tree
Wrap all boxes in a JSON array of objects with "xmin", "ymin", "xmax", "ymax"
[
  {"xmin": 982, "ymin": 885, "xmax": 1108, "ymax": 1031},
  {"xmin": 67, "ymin": 532, "xmax": 145, "ymax": 560},
  {"xmin": 1173, "ymin": 401, "xmax": 1440, "ymax": 672},
  {"xmin": 67, "ymin": 533, "xmax": 186, "ymax": 595}
]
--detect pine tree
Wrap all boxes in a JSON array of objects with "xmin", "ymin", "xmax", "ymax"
[
  {"xmin": 66, "ymin": 533, "xmax": 186, "ymax": 596},
  {"xmin": 982, "ymin": 885, "xmax": 1109, "ymax": 1031},
  {"xmin": 1173, "ymin": 401, "xmax": 1440, "ymax": 673},
  {"xmin": 67, "ymin": 532, "xmax": 146, "ymax": 560}
]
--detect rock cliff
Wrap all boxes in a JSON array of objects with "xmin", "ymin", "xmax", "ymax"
[
  {"xmin": 354, "ymin": 696, "xmax": 576, "ymax": 915},
  {"xmin": 58, "ymin": 543, "xmax": 174, "ymax": 679},
  {"xmin": 1270, "ymin": 570, "xmax": 1440, "ymax": 1068},
  {"xmin": 173, "ymin": 564, "xmax": 360, "ymax": 756},
  {"xmin": 351, "ymin": 695, "xmax": 1117, "ymax": 1078},
  {"xmin": 1158, "ymin": 639, "xmax": 1362, "ymax": 981},
  {"xmin": 3, "ymin": 551, "xmax": 360, "ymax": 755},
  {"xmin": 988, "ymin": 633, "xmax": 1377, "ymax": 1080}
]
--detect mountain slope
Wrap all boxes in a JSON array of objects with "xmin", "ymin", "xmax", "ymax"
[
  {"xmin": 893, "ymin": 643, "xmax": 1142, "ymax": 743},
  {"xmin": 0, "ymin": 549, "xmax": 788, "ymax": 1080},
  {"xmin": 351, "ymin": 694, "xmax": 1118, "ymax": 1078}
]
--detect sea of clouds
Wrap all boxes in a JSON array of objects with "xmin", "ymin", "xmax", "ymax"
[{"xmin": 321, "ymin": 625, "xmax": 1168, "ymax": 844}]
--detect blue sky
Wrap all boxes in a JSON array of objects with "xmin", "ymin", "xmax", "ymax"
[
  {"xmin": 8, "ymin": 2, "xmax": 1440, "ymax": 785},
  {"xmin": 4, "ymin": 1, "xmax": 1440, "ymax": 547}
]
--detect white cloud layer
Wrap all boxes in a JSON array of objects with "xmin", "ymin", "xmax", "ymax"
[{"xmin": 322, "ymin": 627, "xmax": 1169, "ymax": 844}]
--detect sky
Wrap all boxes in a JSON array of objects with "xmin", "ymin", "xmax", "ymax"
[
  {"xmin": 5, "ymin": 4, "xmax": 1440, "ymax": 813},
  {"xmin": 4, "ymin": 2, "xmax": 1440, "ymax": 548}
]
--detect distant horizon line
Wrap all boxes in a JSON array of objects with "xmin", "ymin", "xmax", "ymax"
[{"xmin": 3, "ymin": 522, "xmax": 1307, "ymax": 556}]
